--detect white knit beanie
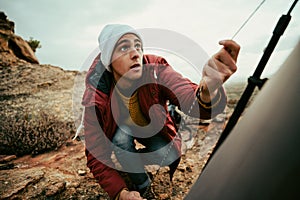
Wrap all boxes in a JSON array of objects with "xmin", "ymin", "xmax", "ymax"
[{"xmin": 98, "ymin": 24, "xmax": 143, "ymax": 72}]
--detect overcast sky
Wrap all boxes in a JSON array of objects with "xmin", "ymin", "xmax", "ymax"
[{"xmin": 1, "ymin": 0, "xmax": 299, "ymax": 82}]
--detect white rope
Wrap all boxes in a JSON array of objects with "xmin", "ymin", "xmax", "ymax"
[
  {"xmin": 72, "ymin": 107, "xmax": 85, "ymax": 140},
  {"xmin": 231, "ymin": 0, "xmax": 266, "ymax": 39}
]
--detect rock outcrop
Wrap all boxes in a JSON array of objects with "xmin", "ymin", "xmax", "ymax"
[
  {"xmin": 0, "ymin": 11, "xmax": 39, "ymax": 64},
  {"xmin": 0, "ymin": 11, "xmax": 80, "ymax": 156}
]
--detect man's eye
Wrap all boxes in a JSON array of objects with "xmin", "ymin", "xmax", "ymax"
[
  {"xmin": 120, "ymin": 45, "xmax": 129, "ymax": 52},
  {"xmin": 135, "ymin": 43, "xmax": 142, "ymax": 49}
]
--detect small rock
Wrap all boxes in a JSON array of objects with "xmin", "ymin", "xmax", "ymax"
[
  {"xmin": 159, "ymin": 193, "xmax": 170, "ymax": 199},
  {"xmin": 66, "ymin": 181, "xmax": 81, "ymax": 188},
  {"xmin": 77, "ymin": 169, "xmax": 86, "ymax": 176},
  {"xmin": 45, "ymin": 182, "xmax": 66, "ymax": 197},
  {"xmin": 0, "ymin": 155, "xmax": 17, "ymax": 163},
  {"xmin": 177, "ymin": 165, "xmax": 185, "ymax": 172},
  {"xmin": 186, "ymin": 166, "xmax": 193, "ymax": 173}
]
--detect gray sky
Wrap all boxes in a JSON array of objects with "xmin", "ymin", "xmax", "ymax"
[{"xmin": 1, "ymin": 0, "xmax": 299, "ymax": 82}]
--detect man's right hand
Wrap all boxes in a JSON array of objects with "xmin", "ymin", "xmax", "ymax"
[{"xmin": 119, "ymin": 189, "xmax": 146, "ymax": 200}]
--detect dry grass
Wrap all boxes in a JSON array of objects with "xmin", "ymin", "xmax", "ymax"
[{"xmin": 0, "ymin": 109, "xmax": 75, "ymax": 156}]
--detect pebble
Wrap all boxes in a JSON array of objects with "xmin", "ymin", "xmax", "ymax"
[
  {"xmin": 77, "ymin": 169, "xmax": 86, "ymax": 176},
  {"xmin": 0, "ymin": 155, "xmax": 16, "ymax": 163}
]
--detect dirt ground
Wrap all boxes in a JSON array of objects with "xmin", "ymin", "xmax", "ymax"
[
  {"xmin": 0, "ymin": 117, "xmax": 229, "ymax": 200},
  {"xmin": 0, "ymin": 58, "xmax": 256, "ymax": 199}
]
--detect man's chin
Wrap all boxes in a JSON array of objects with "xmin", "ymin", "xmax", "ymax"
[
  {"xmin": 129, "ymin": 74, "xmax": 143, "ymax": 81},
  {"xmin": 127, "ymin": 68, "xmax": 143, "ymax": 80}
]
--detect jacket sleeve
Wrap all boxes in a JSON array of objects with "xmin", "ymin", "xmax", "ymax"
[
  {"xmin": 84, "ymin": 106, "xmax": 127, "ymax": 199},
  {"xmin": 155, "ymin": 57, "xmax": 227, "ymax": 119}
]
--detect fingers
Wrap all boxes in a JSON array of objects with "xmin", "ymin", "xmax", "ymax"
[
  {"xmin": 121, "ymin": 190, "xmax": 144, "ymax": 200},
  {"xmin": 212, "ymin": 39, "xmax": 239, "ymax": 79},
  {"xmin": 219, "ymin": 40, "xmax": 240, "ymax": 62},
  {"xmin": 210, "ymin": 57, "xmax": 236, "ymax": 82},
  {"xmin": 214, "ymin": 48, "xmax": 237, "ymax": 74},
  {"xmin": 201, "ymin": 40, "xmax": 240, "ymax": 93},
  {"xmin": 128, "ymin": 191, "xmax": 144, "ymax": 200}
]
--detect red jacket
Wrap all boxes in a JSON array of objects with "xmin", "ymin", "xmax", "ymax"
[{"xmin": 82, "ymin": 54, "xmax": 227, "ymax": 199}]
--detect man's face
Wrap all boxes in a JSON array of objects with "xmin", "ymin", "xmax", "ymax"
[{"xmin": 111, "ymin": 33, "xmax": 143, "ymax": 82}]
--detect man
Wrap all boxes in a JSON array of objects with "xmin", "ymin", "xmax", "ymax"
[{"xmin": 82, "ymin": 24, "xmax": 240, "ymax": 200}]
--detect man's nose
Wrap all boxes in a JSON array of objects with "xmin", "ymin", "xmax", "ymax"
[{"xmin": 129, "ymin": 48, "xmax": 140, "ymax": 60}]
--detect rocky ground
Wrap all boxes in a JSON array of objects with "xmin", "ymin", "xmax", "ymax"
[
  {"xmin": 0, "ymin": 120, "xmax": 225, "ymax": 200},
  {"xmin": 0, "ymin": 60, "xmax": 254, "ymax": 199}
]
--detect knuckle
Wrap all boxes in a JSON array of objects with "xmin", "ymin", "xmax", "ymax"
[
  {"xmin": 232, "ymin": 64, "xmax": 237, "ymax": 73},
  {"xmin": 206, "ymin": 58, "xmax": 216, "ymax": 68}
]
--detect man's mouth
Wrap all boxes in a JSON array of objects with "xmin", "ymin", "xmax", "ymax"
[{"xmin": 130, "ymin": 63, "xmax": 141, "ymax": 69}]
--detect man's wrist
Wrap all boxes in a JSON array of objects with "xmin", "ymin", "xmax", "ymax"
[
  {"xmin": 198, "ymin": 81, "xmax": 218, "ymax": 103},
  {"xmin": 200, "ymin": 88, "xmax": 218, "ymax": 103},
  {"xmin": 196, "ymin": 86, "xmax": 222, "ymax": 110}
]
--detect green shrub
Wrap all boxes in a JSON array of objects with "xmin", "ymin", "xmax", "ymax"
[{"xmin": 26, "ymin": 37, "xmax": 42, "ymax": 52}]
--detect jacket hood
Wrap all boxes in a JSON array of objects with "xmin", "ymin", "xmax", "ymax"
[{"xmin": 81, "ymin": 53, "xmax": 112, "ymax": 107}]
